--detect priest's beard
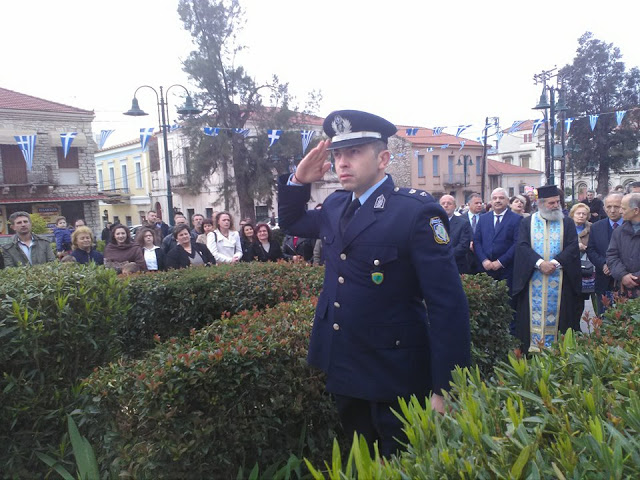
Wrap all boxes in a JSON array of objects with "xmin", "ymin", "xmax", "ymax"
[{"xmin": 539, "ymin": 205, "xmax": 564, "ymax": 222}]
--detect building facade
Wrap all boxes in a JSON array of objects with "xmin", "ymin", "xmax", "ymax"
[
  {"xmin": 0, "ymin": 87, "xmax": 100, "ymax": 235},
  {"xmin": 95, "ymin": 139, "xmax": 152, "ymax": 227}
]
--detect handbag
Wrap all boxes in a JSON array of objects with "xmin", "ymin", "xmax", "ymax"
[{"xmin": 581, "ymin": 254, "xmax": 595, "ymax": 293}]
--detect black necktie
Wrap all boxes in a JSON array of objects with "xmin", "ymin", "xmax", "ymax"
[
  {"xmin": 471, "ymin": 214, "xmax": 477, "ymax": 233},
  {"xmin": 495, "ymin": 214, "xmax": 502, "ymax": 226},
  {"xmin": 340, "ymin": 198, "xmax": 360, "ymax": 233}
]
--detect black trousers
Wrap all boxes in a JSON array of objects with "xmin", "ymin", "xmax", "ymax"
[{"xmin": 333, "ymin": 395, "xmax": 409, "ymax": 458}]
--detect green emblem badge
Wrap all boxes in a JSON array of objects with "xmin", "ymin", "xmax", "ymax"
[{"xmin": 371, "ymin": 272, "xmax": 384, "ymax": 285}]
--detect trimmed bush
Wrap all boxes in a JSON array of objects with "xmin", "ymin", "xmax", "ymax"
[
  {"xmin": 82, "ymin": 298, "xmax": 341, "ymax": 479},
  {"xmin": 305, "ymin": 298, "xmax": 640, "ymax": 479},
  {"xmin": 0, "ymin": 263, "xmax": 130, "ymax": 478},
  {"xmin": 121, "ymin": 261, "xmax": 324, "ymax": 355}
]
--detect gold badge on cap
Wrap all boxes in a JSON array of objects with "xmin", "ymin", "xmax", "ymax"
[{"xmin": 430, "ymin": 217, "xmax": 450, "ymax": 245}]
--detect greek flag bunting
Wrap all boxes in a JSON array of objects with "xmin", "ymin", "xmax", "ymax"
[
  {"xmin": 589, "ymin": 114, "xmax": 599, "ymax": 131},
  {"xmin": 459, "ymin": 141, "xmax": 466, "ymax": 151},
  {"xmin": 170, "ymin": 122, "xmax": 181, "ymax": 132},
  {"xmin": 99, "ymin": 129, "xmax": 114, "ymax": 150},
  {"xmin": 508, "ymin": 120, "xmax": 525, "ymax": 133},
  {"xmin": 616, "ymin": 110, "xmax": 626, "ymax": 126},
  {"xmin": 432, "ymin": 127, "xmax": 444, "ymax": 136},
  {"xmin": 140, "ymin": 127, "xmax": 154, "ymax": 152},
  {"xmin": 456, "ymin": 125, "xmax": 471, "ymax": 137},
  {"xmin": 532, "ymin": 119, "xmax": 545, "ymax": 137},
  {"xmin": 440, "ymin": 144, "xmax": 449, "ymax": 149},
  {"xmin": 234, "ymin": 128, "xmax": 250, "ymax": 137},
  {"xmin": 564, "ymin": 118, "xmax": 574, "ymax": 135},
  {"xmin": 405, "ymin": 128, "xmax": 418, "ymax": 136},
  {"xmin": 476, "ymin": 136, "xmax": 484, "ymax": 145},
  {"xmin": 60, "ymin": 132, "xmax": 77, "ymax": 158},
  {"xmin": 496, "ymin": 131, "xmax": 504, "ymax": 144},
  {"xmin": 203, "ymin": 127, "xmax": 220, "ymax": 137},
  {"xmin": 267, "ymin": 129, "xmax": 282, "ymax": 147},
  {"xmin": 301, "ymin": 130, "xmax": 315, "ymax": 154},
  {"xmin": 14, "ymin": 135, "xmax": 37, "ymax": 171}
]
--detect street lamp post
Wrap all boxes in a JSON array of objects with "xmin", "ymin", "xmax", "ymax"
[
  {"xmin": 533, "ymin": 69, "xmax": 567, "ymax": 188},
  {"xmin": 124, "ymin": 85, "xmax": 201, "ymax": 226}
]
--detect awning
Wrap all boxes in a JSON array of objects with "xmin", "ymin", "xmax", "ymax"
[
  {"xmin": 47, "ymin": 131, "xmax": 89, "ymax": 148},
  {"xmin": 0, "ymin": 129, "xmax": 36, "ymax": 144}
]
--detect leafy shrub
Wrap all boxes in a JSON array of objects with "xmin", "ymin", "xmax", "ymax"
[
  {"xmin": 462, "ymin": 273, "xmax": 518, "ymax": 377},
  {"xmin": 29, "ymin": 212, "xmax": 49, "ymax": 234},
  {"xmin": 305, "ymin": 298, "xmax": 640, "ymax": 478},
  {"xmin": 82, "ymin": 298, "xmax": 341, "ymax": 479},
  {"xmin": 0, "ymin": 263, "xmax": 130, "ymax": 477},
  {"xmin": 121, "ymin": 261, "xmax": 324, "ymax": 355}
]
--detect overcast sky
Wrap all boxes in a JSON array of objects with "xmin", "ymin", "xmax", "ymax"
[{"xmin": 1, "ymin": 0, "xmax": 638, "ymax": 146}]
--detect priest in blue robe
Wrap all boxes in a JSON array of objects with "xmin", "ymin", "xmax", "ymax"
[{"xmin": 513, "ymin": 185, "xmax": 582, "ymax": 353}]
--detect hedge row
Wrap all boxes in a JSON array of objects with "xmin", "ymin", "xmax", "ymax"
[
  {"xmin": 0, "ymin": 261, "xmax": 515, "ymax": 478},
  {"xmin": 305, "ymin": 297, "xmax": 640, "ymax": 479}
]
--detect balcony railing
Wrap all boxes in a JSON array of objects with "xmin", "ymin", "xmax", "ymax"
[{"xmin": 442, "ymin": 173, "xmax": 470, "ymax": 186}]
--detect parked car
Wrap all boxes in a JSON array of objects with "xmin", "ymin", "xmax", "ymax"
[{"xmin": 129, "ymin": 224, "xmax": 143, "ymax": 240}]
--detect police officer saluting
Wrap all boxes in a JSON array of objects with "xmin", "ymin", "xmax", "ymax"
[{"xmin": 278, "ymin": 110, "xmax": 471, "ymax": 456}]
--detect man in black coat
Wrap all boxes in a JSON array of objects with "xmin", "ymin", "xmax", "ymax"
[
  {"xmin": 278, "ymin": 109, "xmax": 470, "ymax": 457},
  {"xmin": 439, "ymin": 194, "xmax": 471, "ymax": 274},
  {"xmin": 513, "ymin": 186, "xmax": 582, "ymax": 353},
  {"xmin": 586, "ymin": 193, "xmax": 624, "ymax": 314},
  {"xmin": 584, "ymin": 190, "xmax": 605, "ymax": 224}
]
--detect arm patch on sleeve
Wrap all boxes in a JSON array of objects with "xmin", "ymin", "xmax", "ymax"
[{"xmin": 430, "ymin": 217, "xmax": 450, "ymax": 245}]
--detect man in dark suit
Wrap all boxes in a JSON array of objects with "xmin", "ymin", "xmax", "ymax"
[
  {"xmin": 439, "ymin": 194, "xmax": 471, "ymax": 274},
  {"xmin": 464, "ymin": 192, "xmax": 484, "ymax": 274},
  {"xmin": 278, "ymin": 110, "xmax": 470, "ymax": 457},
  {"xmin": 587, "ymin": 193, "xmax": 624, "ymax": 314},
  {"xmin": 473, "ymin": 187, "xmax": 522, "ymax": 292}
]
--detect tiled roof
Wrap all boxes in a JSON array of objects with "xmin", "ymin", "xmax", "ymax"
[
  {"xmin": 395, "ymin": 125, "xmax": 483, "ymax": 147},
  {"xmin": 501, "ymin": 120, "xmax": 535, "ymax": 133},
  {"xmin": 487, "ymin": 159, "xmax": 542, "ymax": 175},
  {"xmin": 0, "ymin": 87, "xmax": 93, "ymax": 115},
  {"xmin": 98, "ymin": 138, "xmax": 141, "ymax": 152}
]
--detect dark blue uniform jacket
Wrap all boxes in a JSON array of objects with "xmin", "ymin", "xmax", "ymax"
[{"xmin": 278, "ymin": 175, "xmax": 471, "ymax": 402}]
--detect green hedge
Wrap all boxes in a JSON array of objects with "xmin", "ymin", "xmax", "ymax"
[
  {"xmin": 121, "ymin": 261, "xmax": 324, "ymax": 355},
  {"xmin": 0, "ymin": 263, "xmax": 130, "ymax": 478},
  {"xmin": 82, "ymin": 298, "xmax": 341, "ymax": 479},
  {"xmin": 305, "ymin": 298, "xmax": 640, "ymax": 479}
]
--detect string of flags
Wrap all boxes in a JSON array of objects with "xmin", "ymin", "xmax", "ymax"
[{"xmin": 8, "ymin": 104, "xmax": 636, "ymax": 172}]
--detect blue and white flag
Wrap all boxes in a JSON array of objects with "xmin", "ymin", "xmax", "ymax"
[
  {"xmin": 532, "ymin": 119, "xmax": 545, "ymax": 137},
  {"xmin": 99, "ymin": 129, "xmax": 114, "ymax": 150},
  {"xmin": 456, "ymin": 125, "xmax": 471, "ymax": 137},
  {"xmin": 432, "ymin": 126, "xmax": 445, "ymax": 136},
  {"xmin": 496, "ymin": 131, "xmax": 503, "ymax": 146},
  {"xmin": 508, "ymin": 120, "xmax": 525, "ymax": 133},
  {"xmin": 414, "ymin": 150, "xmax": 420, "ymax": 158},
  {"xmin": 589, "ymin": 114, "xmax": 599, "ymax": 131},
  {"xmin": 616, "ymin": 110, "xmax": 626, "ymax": 126},
  {"xmin": 60, "ymin": 132, "xmax": 77, "ymax": 158},
  {"xmin": 477, "ymin": 136, "xmax": 484, "ymax": 146},
  {"xmin": 459, "ymin": 141, "xmax": 466, "ymax": 151},
  {"xmin": 203, "ymin": 127, "xmax": 220, "ymax": 136},
  {"xmin": 440, "ymin": 144, "xmax": 449, "ymax": 149},
  {"xmin": 426, "ymin": 147, "xmax": 434, "ymax": 152},
  {"xmin": 14, "ymin": 135, "xmax": 37, "ymax": 171},
  {"xmin": 301, "ymin": 130, "xmax": 315, "ymax": 154},
  {"xmin": 405, "ymin": 128, "xmax": 418, "ymax": 136},
  {"xmin": 170, "ymin": 122, "xmax": 181, "ymax": 132},
  {"xmin": 140, "ymin": 127, "xmax": 154, "ymax": 152},
  {"xmin": 564, "ymin": 117, "xmax": 574, "ymax": 135},
  {"xmin": 234, "ymin": 128, "xmax": 250, "ymax": 137},
  {"xmin": 267, "ymin": 129, "xmax": 282, "ymax": 148}
]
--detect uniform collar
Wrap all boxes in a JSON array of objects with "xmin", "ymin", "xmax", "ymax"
[{"xmin": 352, "ymin": 175, "xmax": 388, "ymax": 206}]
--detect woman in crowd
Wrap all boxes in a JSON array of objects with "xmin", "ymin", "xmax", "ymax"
[
  {"xmin": 570, "ymin": 202, "xmax": 595, "ymax": 317},
  {"xmin": 137, "ymin": 226, "xmax": 166, "ymax": 271},
  {"xmin": 70, "ymin": 226, "xmax": 104, "ymax": 265},
  {"xmin": 570, "ymin": 203, "xmax": 592, "ymax": 253},
  {"xmin": 252, "ymin": 223, "xmax": 284, "ymax": 262},
  {"xmin": 196, "ymin": 218, "xmax": 215, "ymax": 245},
  {"xmin": 104, "ymin": 225, "xmax": 147, "ymax": 272},
  {"xmin": 207, "ymin": 211, "xmax": 242, "ymax": 264},
  {"xmin": 167, "ymin": 224, "xmax": 215, "ymax": 269},
  {"xmin": 240, "ymin": 223, "xmax": 257, "ymax": 262},
  {"xmin": 509, "ymin": 195, "xmax": 529, "ymax": 217}
]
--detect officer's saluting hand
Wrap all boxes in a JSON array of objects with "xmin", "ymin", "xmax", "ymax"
[{"xmin": 278, "ymin": 109, "xmax": 470, "ymax": 458}]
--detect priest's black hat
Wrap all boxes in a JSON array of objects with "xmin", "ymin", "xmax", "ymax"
[{"xmin": 537, "ymin": 185, "xmax": 560, "ymax": 199}]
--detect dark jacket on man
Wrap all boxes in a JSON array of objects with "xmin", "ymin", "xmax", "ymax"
[
  {"xmin": 448, "ymin": 215, "xmax": 472, "ymax": 274},
  {"xmin": 586, "ymin": 218, "xmax": 617, "ymax": 294},
  {"xmin": 606, "ymin": 221, "xmax": 640, "ymax": 297}
]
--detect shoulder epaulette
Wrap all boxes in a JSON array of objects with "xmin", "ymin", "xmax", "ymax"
[{"xmin": 392, "ymin": 187, "xmax": 435, "ymax": 203}]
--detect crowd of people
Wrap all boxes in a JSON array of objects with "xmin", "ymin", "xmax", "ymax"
[
  {"xmin": 0, "ymin": 208, "xmax": 323, "ymax": 273},
  {"xmin": 439, "ymin": 182, "xmax": 640, "ymax": 353}
]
